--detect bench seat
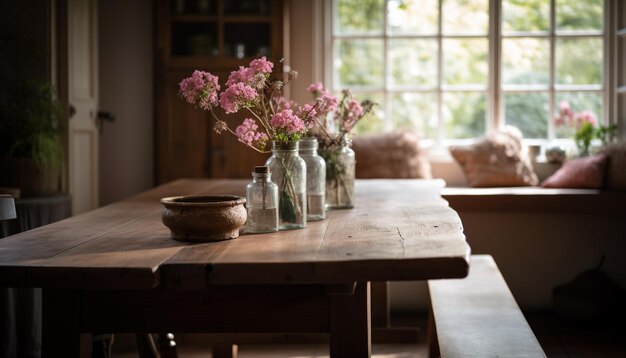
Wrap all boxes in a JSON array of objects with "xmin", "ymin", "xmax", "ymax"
[
  {"xmin": 441, "ymin": 187, "xmax": 626, "ymax": 214},
  {"xmin": 428, "ymin": 255, "xmax": 545, "ymax": 358}
]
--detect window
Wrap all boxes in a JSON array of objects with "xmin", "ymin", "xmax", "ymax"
[{"xmin": 328, "ymin": 0, "xmax": 609, "ymax": 144}]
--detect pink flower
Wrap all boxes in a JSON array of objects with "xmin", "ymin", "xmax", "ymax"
[
  {"xmin": 235, "ymin": 118, "xmax": 269, "ymax": 149},
  {"xmin": 219, "ymin": 83, "xmax": 258, "ymax": 113},
  {"xmin": 226, "ymin": 57, "xmax": 274, "ymax": 90},
  {"xmin": 297, "ymin": 103, "xmax": 317, "ymax": 119},
  {"xmin": 553, "ymin": 116, "xmax": 565, "ymax": 128},
  {"xmin": 296, "ymin": 103, "xmax": 318, "ymax": 129},
  {"xmin": 320, "ymin": 93, "xmax": 339, "ymax": 113},
  {"xmin": 575, "ymin": 111, "xmax": 597, "ymax": 128},
  {"xmin": 179, "ymin": 70, "xmax": 220, "ymax": 110},
  {"xmin": 270, "ymin": 109, "xmax": 306, "ymax": 135},
  {"xmin": 342, "ymin": 99, "xmax": 364, "ymax": 132},
  {"xmin": 346, "ymin": 99, "xmax": 364, "ymax": 118},
  {"xmin": 307, "ymin": 82, "xmax": 325, "ymax": 93},
  {"xmin": 249, "ymin": 56, "xmax": 274, "ymax": 74}
]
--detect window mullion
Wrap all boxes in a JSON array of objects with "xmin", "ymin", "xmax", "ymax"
[
  {"xmin": 605, "ymin": 0, "xmax": 615, "ymax": 126},
  {"xmin": 489, "ymin": 0, "xmax": 500, "ymax": 134},
  {"xmin": 549, "ymin": 0, "xmax": 556, "ymax": 140},
  {"xmin": 437, "ymin": 0, "xmax": 444, "ymax": 144},
  {"xmin": 383, "ymin": 0, "xmax": 391, "ymax": 132}
]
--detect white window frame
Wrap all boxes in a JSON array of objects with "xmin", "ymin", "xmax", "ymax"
[{"xmin": 324, "ymin": 0, "xmax": 619, "ymax": 150}]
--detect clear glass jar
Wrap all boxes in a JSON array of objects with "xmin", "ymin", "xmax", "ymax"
[
  {"xmin": 245, "ymin": 166, "xmax": 279, "ymax": 233},
  {"xmin": 264, "ymin": 141, "xmax": 307, "ymax": 230},
  {"xmin": 320, "ymin": 135, "xmax": 355, "ymax": 209},
  {"xmin": 299, "ymin": 137, "xmax": 326, "ymax": 221}
]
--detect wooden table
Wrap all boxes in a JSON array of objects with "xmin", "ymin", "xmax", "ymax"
[{"xmin": 0, "ymin": 179, "xmax": 470, "ymax": 357}]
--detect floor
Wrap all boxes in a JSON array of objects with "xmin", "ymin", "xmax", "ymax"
[{"xmin": 112, "ymin": 313, "xmax": 626, "ymax": 358}]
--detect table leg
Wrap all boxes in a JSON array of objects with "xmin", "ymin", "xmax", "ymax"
[
  {"xmin": 42, "ymin": 289, "xmax": 89, "ymax": 357},
  {"xmin": 330, "ymin": 282, "xmax": 371, "ymax": 358},
  {"xmin": 371, "ymin": 281, "xmax": 389, "ymax": 328}
]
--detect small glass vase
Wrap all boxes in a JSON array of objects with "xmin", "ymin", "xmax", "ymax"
[
  {"xmin": 320, "ymin": 135, "xmax": 355, "ymax": 209},
  {"xmin": 245, "ymin": 166, "xmax": 279, "ymax": 233},
  {"xmin": 299, "ymin": 137, "xmax": 326, "ymax": 221},
  {"xmin": 264, "ymin": 141, "xmax": 307, "ymax": 230}
]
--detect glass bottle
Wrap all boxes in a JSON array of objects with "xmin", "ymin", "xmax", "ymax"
[
  {"xmin": 299, "ymin": 137, "xmax": 326, "ymax": 221},
  {"xmin": 245, "ymin": 166, "xmax": 279, "ymax": 233},
  {"xmin": 264, "ymin": 141, "xmax": 307, "ymax": 230},
  {"xmin": 322, "ymin": 135, "xmax": 355, "ymax": 209}
]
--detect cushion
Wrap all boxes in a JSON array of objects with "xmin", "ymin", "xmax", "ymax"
[
  {"xmin": 449, "ymin": 127, "xmax": 539, "ymax": 187},
  {"xmin": 542, "ymin": 154, "xmax": 608, "ymax": 189},
  {"xmin": 352, "ymin": 130, "xmax": 432, "ymax": 179},
  {"xmin": 599, "ymin": 142, "xmax": 626, "ymax": 191}
]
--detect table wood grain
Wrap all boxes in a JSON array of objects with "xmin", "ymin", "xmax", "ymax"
[{"xmin": 0, "ymin": 179, "xmax": 470, "ymax": 289}]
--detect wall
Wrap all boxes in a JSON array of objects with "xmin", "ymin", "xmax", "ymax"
[{"xmin": 98, "ymin": 0, "xmax": 154, "ymax": 206}]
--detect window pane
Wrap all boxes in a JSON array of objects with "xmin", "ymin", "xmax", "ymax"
[
  {"xmin": 443, "ymin": 92, "xmax": 486, "ymax": 139},
  {"xmin": 352, "ymin": 92, "xmax": 385, "ymax": 134},
  {"xmin": 334, "ymin": 39, "xmax": 384, "ymax": 88},
  {"xmin": 391, "ymin": 92, "xmax": 438, "ymax": 139},
  {"xmin": 502, "ymin": 0, "xmax": 549, "ymax": 33},
  {"xmin": 387, "ymin": 0, "xmax": 438, "ymax": 35},
  {"xmin": 443, "ymin": 39, "xmax": 488, "ymax": 85},
  {"xmin": 504, "ymin": 93, "xmax": 548, "ymax": 138},
  {"xmin": 335, "ymin": 0, "xmax": 384, "ymax": 35},
  {"xmin": 502, "ymin": 38, "xmax": 549, "ymax": 85},
  {"xmin": 443, "ymin": 0, "xmax": 489, "ymax": 35},
  {"xmin": 556, "ymin": 0, "xmax": 603, "ymax": 32},
  {"xmin": 389, "ymin": 39, "xmax": 437, "ymax": 87},
  {"xmin": 556, "ymin": 38, "xmax": 603, "ymax": 85},
  {"xmin": 554, "ymin": 92, "xmax": 603, "ymax": 138}
]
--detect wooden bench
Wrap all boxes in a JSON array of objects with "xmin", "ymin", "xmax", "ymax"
[{"xmin": 428, "ymin": 255, "xmax": 545, "ymax": 358}]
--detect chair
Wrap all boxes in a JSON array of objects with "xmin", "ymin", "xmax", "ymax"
[{"xmin": 0, "ymin": 195, "xmax": 16, "ymax": 222}]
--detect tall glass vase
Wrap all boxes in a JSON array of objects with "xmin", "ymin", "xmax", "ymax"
[
  {"xmin": 264, "ymin": 141, "xmax": 307, "ymax": 230},
  {"xmin": 299, "ymin": 137, "xmax": 326, "ymax": 221},
  {"xmin": 320, "ymin": 135, "xmax": 355, "ymax": 209}
]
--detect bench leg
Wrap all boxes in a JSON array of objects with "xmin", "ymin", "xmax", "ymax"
[
  {"xmin": 330, "ymin": 282, "xmax": 371, "ymax": 358},
  {"xmin": 427, "ymin": 305, "xmax": 439, "ymax": 358}
]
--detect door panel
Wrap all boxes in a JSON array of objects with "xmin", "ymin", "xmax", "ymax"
[{"xmin": 68, "ymin": 0, "xmax": 99, "ymax": 214}]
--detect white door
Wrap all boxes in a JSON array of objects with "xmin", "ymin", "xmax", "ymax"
[{"xmin": 68, "ymin": 0, "xmax": 99, "ymax": 214}]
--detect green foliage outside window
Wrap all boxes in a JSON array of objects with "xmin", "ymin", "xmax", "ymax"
[{"xmin": 334, "ymin": 0, "xmax": 604, "ymax": 140}]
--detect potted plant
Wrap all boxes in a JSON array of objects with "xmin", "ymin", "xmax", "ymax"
[{"xmin": 0, "ymin": 73, "xmax": 64, "ymax": 197}]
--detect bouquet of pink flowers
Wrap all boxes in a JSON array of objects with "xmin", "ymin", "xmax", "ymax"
[
  {"xmin": 305, "ymin": 82, "xmax": 375, "ymax": 208},
  {"xmin": 554, "ymin": 101, "xmax": 616, "ymax": 156},
  {"xmin": 306, "ymin": 82, "xmax": 374, "ymax": 149},
  {"xmin": 178, "ymin": 57, "xmax": 319, "ymax": 153}
]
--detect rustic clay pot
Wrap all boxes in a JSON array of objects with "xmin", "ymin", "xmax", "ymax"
[{"xmin": 160, "ymin": 195, "xmax": 247, "ymax": 242}]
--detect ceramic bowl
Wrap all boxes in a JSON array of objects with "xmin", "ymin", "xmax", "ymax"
[{"xmin": 160, "ymin": 195, "xmax": 247, "ymax": 242}]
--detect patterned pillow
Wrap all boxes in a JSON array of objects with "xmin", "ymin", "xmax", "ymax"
[
  {"xmin": 352, "ymin": 130, "xmax": 432, "ymax": 179},
  {"xmin": 450, "ymin": 127, "xmax": 539, "ymax": 187},
  {"xmin": 541, "ymin": 154, "xmax": 608, "ymax": 189}
]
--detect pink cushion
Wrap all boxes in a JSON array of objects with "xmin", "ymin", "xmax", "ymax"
[{"xmin": 542, "ymin": 154, "xmax": 608, "ymax": 189}]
